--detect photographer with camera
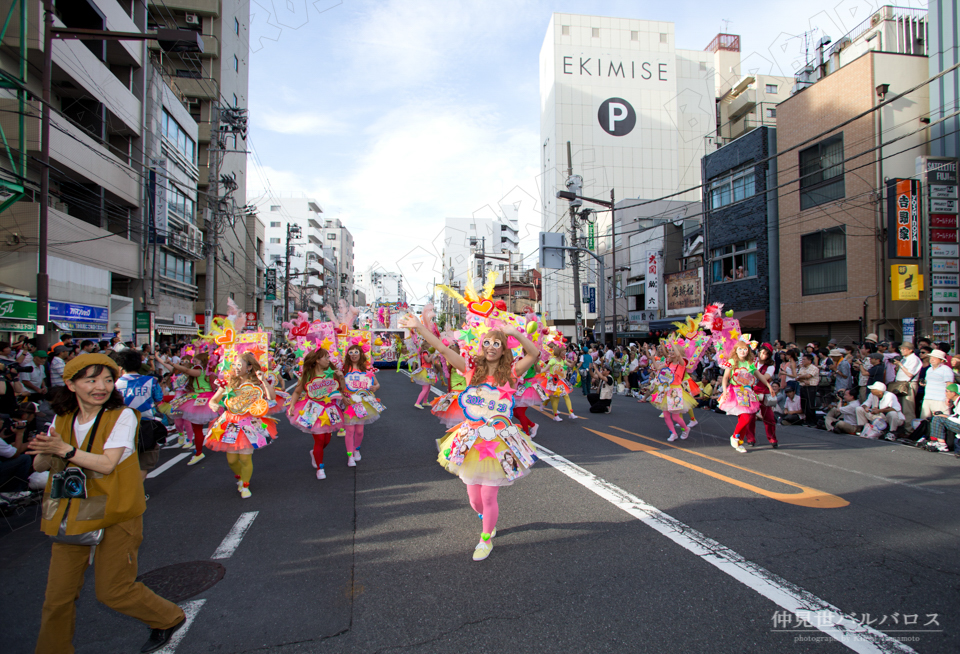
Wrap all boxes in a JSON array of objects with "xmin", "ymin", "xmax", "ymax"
[{"xmin": 26, "ymin": 353, "xmax": 185, "ymax": 653}]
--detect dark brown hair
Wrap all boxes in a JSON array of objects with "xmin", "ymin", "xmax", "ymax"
[
  {"xmin": 295, "ymin": 348, "xmax": 330, "ymax": 395},
  {"xmin": 50, "ymin": 364, "xmax": 124, "ymax": 416},
  {"xmin": 342, "ymin": 344, "xmax": 369, "ymax": 373}
]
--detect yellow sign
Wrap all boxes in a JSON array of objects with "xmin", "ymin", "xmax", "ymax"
[{"xmin": 892, "ymin": 265, "xmax": 921, "ymax": 301}]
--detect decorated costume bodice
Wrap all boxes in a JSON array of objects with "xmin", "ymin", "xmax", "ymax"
[
  {"xmin": 343, "ymin": 369, "xmax": 375, "ymax": 393},
  {"xmin": 224, "ymin": 382, "xmax": 269, "ymax": 416},
  {"xmin": 458, "ymin": 373, "xmax": 516, "ymax": 422},
  {"xmin": 731, "ymin": 362, "xmax": 757, "ymax": 387},
  {"xmin": 305, "ymin": 374, "xmax": 340, "ymax": 401}
]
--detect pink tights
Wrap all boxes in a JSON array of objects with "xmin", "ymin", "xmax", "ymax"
[
  {"xmin": 663, "ymin": 411, "xmax": 687, "ymax": 436},
  {"xmin": 416, "ymin": 384, "xmax": 432, "ymax": 405},
  {"xmin": 466, "ymin": 484, "xmax": 500, "ymax": 535},
  {"xmin": 344, "ymin": 424, "xmax": 365, "ymax": 454},
  {"xmin": 174, "ymin": 417, "xmax": 189, "ymax": 436}
]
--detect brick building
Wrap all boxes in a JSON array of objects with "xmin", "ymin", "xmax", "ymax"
[
  {"xmin": 703, "ymin": 126, "xmax": 778, "ymax": 342},
  {"xmin": 776, "ymin": 50, "xmax": 928, "ymax": 346}
]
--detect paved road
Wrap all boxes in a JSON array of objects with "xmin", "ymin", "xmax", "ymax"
[{"xmin": 2, "ymin": 372, "xmax": 958, "ymax": 653}]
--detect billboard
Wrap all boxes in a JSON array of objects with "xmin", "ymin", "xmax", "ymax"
[
  {"xmin": 886, "ymin": 178, "xmax": 921, "ymax": 258},
  {"xmin": 664, "ymin": 268, "xmax": 702, "ymax": 315}
]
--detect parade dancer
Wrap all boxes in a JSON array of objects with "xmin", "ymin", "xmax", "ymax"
[
  {"xmin": 431, "ymin": 342, "xmax": 468, "ymax": 428},
  {"xmin": 719, "ymin": 337, "xmax": 774, "ymax": 453},
  {"xmin": 163, "ymin": 352, "xmax": 220, "ymax": 465},
  {"xmin": 205, "ymin": 352, "xmax": 278, "ymax": 497},
  {"xmin": 287, "ymin": 348, "xmax": 345, "ymax": 480},
  {"xmin": 341, "ymin": 341, "xmax": 383, "ymax": 467},
  {"xmin": 545, "ymin": 345, "xmax": 577, "ymax": 421},
  {"xmin": 650, "ymin": 344, "xmax": 697, "ymax": 441},
  {"xmin": 512, "ymin": 360, "xmax": 543, "ymax": 437},
  {"xmin": 742, "ymin": 343, "xmax": 778, "ymax": 448},
  {"xmin": 411, "ymin": 349, "xmax": 438, "ymax": 408},
  {"xmin": 401, "ymin": 313, "xmax": 540, "ymax": 562}
]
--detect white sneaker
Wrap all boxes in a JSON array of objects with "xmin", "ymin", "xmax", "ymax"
[
  {"xmin": 667, "ymin": 432, "xmax": 679, "ymax": 442},
  {"xmin": 552, "ymin": 415, "xmax": 562, "ymax": 422},
  {"xmin": 316, "ymin": 467, "xmax": 326, "ymax": 479},
  {"xmin": 529, "ymin": 424, "xmax": 539, "ymax": 439},
  {"xmin": 472, "ymin": 539, "xmax": 493, "ymax": 561},
  {"xmin": 181, "ymin": 439, "xmax": 194, "ymax": 450},
  {"xmin": 688, "ymin": 419, "xmax": 698, "ymax": 428},
  {"xmin": 239, "ymin": 485, "xmax": 252, "ymax": 499},
  {"xmin": 414, "ymin": 403, "xmax": 423, "ymax": 409},
  {"xmin": 309, "ymin": 449, "xmax": 317, "ymax": 469},
  {"xmin": 680, "ymin": 428, "xmax": 690, "ymax": 440},
  {"xmin": 568, "ymin": 413, "xmax": 579, "ymax": 420},
  {"xmin": 730, "ymin": 436, "xmax": 747, "ymax": 453},
  {"xmin": 236, "ymin": 478, "xmax": 243, "ymax": 491},
  {"xmin": 187, "ymin": 453, "xmax": 205, "ymax": 466},
  {"xmin": 347, "ymin": 453, "xmax": 357, "ymax": 467},
  {"xmin": 353, "ymin": 450, "xmax": 361, "ymax": 462}
]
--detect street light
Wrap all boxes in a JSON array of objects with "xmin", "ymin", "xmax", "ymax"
[{"xmin": 36, "ymin": 1, "xmax": 203, "ymax": 347}]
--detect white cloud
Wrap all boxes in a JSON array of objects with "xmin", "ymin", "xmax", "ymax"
[{"xmin": 255, "ymin": 110, "xmax": 343, "ymax": 135}]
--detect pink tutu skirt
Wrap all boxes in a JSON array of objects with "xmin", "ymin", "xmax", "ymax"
[
  {"xmin": 269, "ymin": 390, "xmax": 291, "ymax": 415},
  {"xmin": 288, "ymin": 396, "xmax": 345, "ymax": 434},
  {"xmin": 718, "ymin": 384, "xmax": 760, "ymax": 416},
  {"xmin": 172, "ymin": 391, "xmax": 222, "ymax": 424},
  {"xmin": 167, "ymin": 390, "xmax": 188, "ymax": 418},
  {"xmin": 513, "ymin": 379, "xmax": 547, "ymax": 408},
  {"xmin": 206, "ymin": 412, "xmax": 278, "ymax": 452},
  {"xmin": 431, "ymin": 391, "xmax": 466, "ymax": 428}
]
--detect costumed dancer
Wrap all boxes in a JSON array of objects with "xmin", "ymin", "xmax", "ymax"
[
  {"xmin": 162, "ymin": 351, "xmax": 221, "ymax": 465},
  {"xmin": 650, "ymin": 343, "xmax": 698, "ymax": 441},
  {"xmin": 719, "ymin": 336, "xmax": 774, "ymax": 453},
  {"xmin": 513, "ymin": 309, "xmax": 551, "ymax": 437},
  {"xmin": 286, "ymin": 348, "xmax": 345, "ymax": 480},
  {"xmin": 163, "ymin": 347, "xmax": 192, "ymax": 448},
  {"xmin": 742, "ymin": 343, "xmax": 778, "ymax": 448},
  {"xmin": 205, "ymin": 352, "xmax": 278, "ymax": 497},
  {"xmin": 545, "ymin": 344, "xmax": 577, "ymax": 421},
  {"xmin": 400, "ymin": 311, "xmax": 541, "ymax": 562},
  {"xmin": 431, "ymin": 341, "xmax": 468, "ymax": 428},
  {"xmin": 341, "ymin": 339, "xmax": 383, "ymax": 467},
  {"xmin": 410, "ymin": 304, "xmax": 442, "ymax": 407}
]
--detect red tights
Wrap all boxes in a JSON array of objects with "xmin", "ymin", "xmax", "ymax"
[
  {"xmin": 734, "ymin": 413, "xmax": 754, "ymax": 438},
  {"xmin": 312, "ymin": 432, "xmax": 331, "ymax": 465},
  {"xmin": 513, "ymin": 407, "xmax": 535, "ymax": 435},
  {"xmin": 191, "ymin": 423, "xmax": 205, "ymax": 456}
]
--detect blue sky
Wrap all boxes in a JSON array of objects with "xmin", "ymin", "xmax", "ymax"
[{"xmin": 245, "ymin": 0, "xmax": 927, "ymax": 303}]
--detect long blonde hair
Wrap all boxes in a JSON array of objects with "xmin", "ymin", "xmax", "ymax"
[
  {"xmin": 470, "ymin": 329, "xmax": 513, "ymax": 387},
  {"xmin": 228, "ymin": 352, "xmax": 262, "ymax": 390}
]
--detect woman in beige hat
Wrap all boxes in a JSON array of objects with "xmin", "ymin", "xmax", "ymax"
[{"xmin": 920, "ymin": 349, "xmax": 954, "ymax": 418}]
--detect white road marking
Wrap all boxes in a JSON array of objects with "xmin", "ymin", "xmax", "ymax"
[
  {"xmin": 147, "ymin": 453, "xmax": 191, "ymax": 479},
  {"xmin": 535, "ymin": 444, "xmax": 917, "ymax": 654},
  {"xmin": 772, "ymin": 451, "xmax": 946, "ymax": 495},
  {"xmin": 153, "ymin": 599, "xmax": 205, "ymax": 654},
  {"xmin": 211, "ymin": 511, "xmax": 259, "ymax": 560}
]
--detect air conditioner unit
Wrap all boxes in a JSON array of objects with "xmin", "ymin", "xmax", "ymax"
[
  {"xmin": 185, "ymin": 14, "xmax": 200, "ymax": 26},
  {"xmin": 870, "ymin": 13, "xmax": 882, "ymax": 26}
]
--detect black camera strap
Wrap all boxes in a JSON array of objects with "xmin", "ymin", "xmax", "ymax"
[{"xmin": 66, "ymin": 406, "xmax": 109, "ymax": 466}]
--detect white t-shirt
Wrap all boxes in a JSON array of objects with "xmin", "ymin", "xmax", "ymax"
[
  {"xmin": 895, "ymin": 353, "xmax": 922, "ymax": 382},
  {"xmin": 863, "ymin": 391, "xmax": 903, "ymax": 417},
  {"xmin": 923, "ymin": 364, "xmax": 954, "ymax": 402},
  {"xmin": 60, "ymin": 407, "xmax": 138, "ymax": 463}
]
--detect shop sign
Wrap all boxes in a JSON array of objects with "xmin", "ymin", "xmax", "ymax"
[
  {"xmin": 931, "ymin": 273, "xmax": 959, "ymax": 287},
  {"xmin": 933, "ymin": 303, "xmax": 959, "ymax": 317},
  {"xmin": 1, "ymin": 322, "xmax": 34, "ymax": 331},
  {"xmin": 930, "ymin": 229, "xmax": 958, "ymax": 243},
  {"xmin": 932, "ymin": 199, "xmax": 958, "ymax": 213},
  {"xmin": 265, "ymin": 268, "xmax": 277, "ymax": 301},
  {"xmin": 932, "ymin": 288, "xmax": 960, "ymax": 302},
  {"xmin": 0, "ymin": 297, "xmax": 37, "ymax": 321},
  {"xmin": 135, "ymin": 311, "xmax": 152, "ymax": 331},
  {"xmin": 49, "ymin": 301, "xmax": 108, "ymax": 323},
  {"xmin": 664, "ymin": 268, "xmax": 702, "ymax": 312},
  {"xmin": 931, "ymin": 243, "xmax": 959, "ymax": 258},
  {"xmin": 903, "ymin": 317, "xmax": 915, "ymax": 342},
  {"xmin": 930, "ymin": 214, "xmax": 958, "ymax": 228},
  {"xmin": 644, "ymin": 250, "xmax": 660, "ymax": 310},
  {"xmin": 931, "ymin": 185, "xmax": 958, "ymax": 199},
  {"xmin": 891, "ymin": 265, "xmax": 920, "ymax": 301},
  {"xmin": 174, "ymin": 313, "xmax": 191, "ymax": 326},
  {"xmin": 932, "ymin": 259, "xmax": 959, "ymax": 273},
  {"xmin": 887, "ymin": 178, "xmax": 921, "ymax": 258}
]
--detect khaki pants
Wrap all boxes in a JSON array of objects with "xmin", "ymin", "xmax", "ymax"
[
  {"xmin": 35, "ymin": 515, "xmax": 184, "ymax": 654},
  {"xmin": 825, "ymin": 407, "xmax": 858, "ymax": 433},
  {"xmin": 894, "ymin": 381, "xmax": 919, "ymax": 424},
  {"xmin": 855, "ymin": 406, "xmax": 903, "ymax": 432},
  {"xmin": 920, "ymin": 399, "xmax": 950, "ymax": 420}
]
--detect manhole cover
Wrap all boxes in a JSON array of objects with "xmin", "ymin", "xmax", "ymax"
[{"xmin": 137, "ymin": 561, "xmax": 225, "ymax": 602}]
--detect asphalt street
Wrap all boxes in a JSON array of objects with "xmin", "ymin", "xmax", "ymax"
[{"xmin": 2, "ymin": 372, "xmax": 959, "ymax": 654}]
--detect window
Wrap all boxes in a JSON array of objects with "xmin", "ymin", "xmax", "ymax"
[
  {"xmin": 167, "ymin": 184, "xmax": 196, "ymax": 225},
  {"xmin": 631, "ymin": 31, "xmax": 638, "ymax": 41},
  {"xmin": 561, "ymin": 25, "xmax": 569, "ymax": 36},
  {"xmin": 709, "ymin": 166, "xmax": 755, "ymax": 209},
  {"xmin": 270, "ymin": 254, "xmax": 282, "ymax": 262},
  {"xmin": 269, "ymin": 237, "xmax": 280, "ymax": 244},
  {"xmin": 801, "ymin": 227, "xmax": 846, "ymax": 295},
  {"xmin": 799, "ymin": 135, "xmax": 844, "ymax": 209},
  {"xmin": 270, "ymin": 221, "xmax": 280, "ymax": 227},
  {"xmin": 660, "ymin": 33, "xmax": 668, "ymax": 43},
  {"xmin": 592, "ymin": 27, "xmax": 599, "ymax": 38},
  {"xmin": 710, "ymin": 240, "xmax": 758, "ymax": 283},
  {"xmin": 270, "ymin": 206, "xmax": 280, "ymax": 212},
  {"xmin": 233, "ymin": 55, "xmax": 239, "ymax": 71},
  {"xmin": 765, "ymin": 84, "xmax": 778, "ymax": 94},
  {"xmin": 234, "ymin": 17, "xmax": 239, "ymax": 34},
  {"xmin": 230, "ymin": 252, "xmax": 235, "ymax": 266},
  {"xmin": 766, "ymin": 107, "xmax": 776, "ymax": 118},
  {"xmin": 161, "ymin": 110, "xmax": 196, "ymax": 163},
  {"xmin": 327, "ymin": 233, "xmax": 336, "ymax": 240},
  {"xmin": 232, "ymin": 93, "xmax": 238, "ymax": 108},
  {"xmin": 159, "ymin": 250, "xmax": 194, "ymax": 284}
]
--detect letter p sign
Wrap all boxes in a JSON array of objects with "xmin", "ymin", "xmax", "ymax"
[{"xmin": 598, "ymin": 97, "xmax": 636, "ymax": 136}]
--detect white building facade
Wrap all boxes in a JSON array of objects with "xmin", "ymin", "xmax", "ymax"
[{"xmin": 539, "ymin": 13, "xmax": 723, "ymax": 336}]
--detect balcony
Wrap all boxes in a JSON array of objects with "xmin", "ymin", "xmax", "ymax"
[
  {"xmin": 306, "ymin": 275, "xmax": 325, "ymax": 289},
  {"xmin": 728, "ymin": 88, "xmax": 756, "ymax": 120},
  {"xmin": 150, "ymin": 0, "xmax": 221, "ymax": 17},
  {"xmin": 165, "ymin": 222, "xmax": 204, "ymax": 260},
  {"xmin": 171, "ymin": 76, "xmax": 219, "ymax": 101},
  {"xmin": 0, "ymin": 202, "xmax": 139, "ymax": 278},
  {"xmin": 149, "ymin": 33, "xmax": 218, "ymax": 58}
]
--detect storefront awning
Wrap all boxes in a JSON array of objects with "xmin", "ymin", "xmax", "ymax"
[
  {"xmin": 624, "ymin": 283, "xmax": 644, "ymax": 296},
  {"xmin": 156, "ymin": 324, "xmax": 201, "ymax": 336}
]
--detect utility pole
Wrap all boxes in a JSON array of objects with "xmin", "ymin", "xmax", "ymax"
[
  {"xmin": 610, "ymin": 188, "xmax": 617, "ymax": 348},
  {"xmin": 566, "ymin": 142, "xmax": 583, "ymax": 344},
  {"xmin": 203, "ymin": 102, "xmax": 221, "ymax": 334},
  {"xmin": 282, "ymin": 220, "xmax": 301, "ymax": 325},
  {"xmin": 37, "ymin": 0, "xmax": 53, "ymax": 348}
]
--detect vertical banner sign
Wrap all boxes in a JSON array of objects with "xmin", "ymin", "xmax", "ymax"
[
  {"xmin": 645, "ymin": 250, "xmax": 660, "ymax": 311},
  {"xmin": 588, "ymin": 223, "xmax": 595, "ymax": 250},
  {"xmin": 588, "ymin": 286, "xmax": 596, "ymax": 313},
  {"xmin": 265, "ymin": 268, "xmax": 277, "ymax": 301},
  {"xmin": 154, "ymin": 160, "xmax": 168, "ymax": 244},
  {"xmin": 923, "ymin": 157, "xmax": 959, "ymax": 329},
  {"xmin": 902, "ymin": 317, "xmax": 915, "ymax": 344},
  {"xmin": 887, "ymin": 178, "xmax": 920, "ymax": 258}
]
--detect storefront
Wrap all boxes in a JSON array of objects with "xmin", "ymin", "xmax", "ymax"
[
  {"xmin": 49, "ymin": 300, "xmax": 110, "ymax": 339},
  {"xmin": 0, "ymin": 294, "xmax": 37, "ymax": 339}
]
